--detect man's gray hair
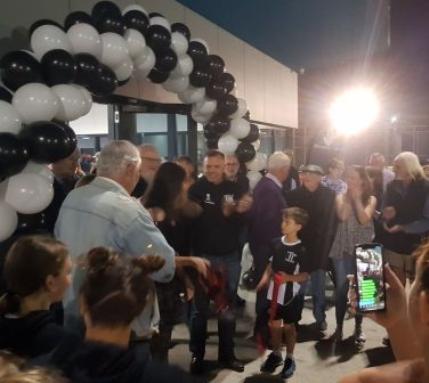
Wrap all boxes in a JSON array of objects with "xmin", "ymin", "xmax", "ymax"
[
  {"xmin": 97, "ymin": 140, "xmax": 140, "ymax": 177},
  {"xmin": 268, "ymin": 151, "xmax": 291, "ymax": 171}
]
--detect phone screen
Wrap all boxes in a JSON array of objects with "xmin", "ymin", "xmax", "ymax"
[{"xmin": 355, "ymin": 244, "xmax": 385, "ymax": 312}]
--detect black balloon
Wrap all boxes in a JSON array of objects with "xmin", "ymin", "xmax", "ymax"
[
  {"xmin": 235, "ymin": 142, "xmax": 256, "ymax": 163},
  {"xmin": 0, "ymin": 133, "xmax": 29, "ymax": 181},
  {"xmin": 203, "ymin": 127, "xmax": 220, "ymax": 140},
  {"xmin": 187, "ymin": 41, "xmax": 208, "ymax": 66},
  {"xmin": 17, "ymin": 212, "xmax": 47, "ymax": 234},
  {"xmin": 92, "ymin": 1, "xmax": 121, "ymax": 24},
  {"xmin": 217, "ymin": 94, "xmax": 239, "ymax": 116},
  {"xmin": 64, "ymin": 11, "xmax": 94, "ymax": 30},
  {"xmin": 41, "ymin": 49, "xmax": 77, "ymax": 86},
  {"xmin": 171, "ymin": 23, "xmax": 191, "ymax": 41},
  {"xmin": 205, "ymin": 116, "xmax": 230, "ymax": 135},
  {"xmin": 206, "ymin": 138, "xmax": 218, "ymax": 150},
  {"xmin": 146, "ymin": 25, "xmax": 171, "ymax": 52},
  {"xmin": 206, "ymin": 80, "xmax": 227, "ymax": 100},
  {"xmin": 241, "ymin": 123, "xmax": 260, "ymax": 143},
  {"xmin": 96, "ymin": 14, "xmax": 126, "ymax": 35},
  {"xmin": 74, "ymin": 53, "xmax": 100, "ymax": 92},
  {"xmin": 155, "ymin": 48, "xmax": 177, "ymax": 72},
  {"xmin": 148, "ymin": 68, "xmax": 169, "ymax": 83},
  {"xmin": 92, "ymin": 64, "xmax": 118, "ymax": 96},
  {"xmin": 0, "ymin": 86, "xmax": 13, "ymax": 103},
  {"xmin": 54, "ymin": 121, "xmax": 78, "ymax": 157},
  {"xmin": 19, "ymin": 121, "xmax": 74, "ymax": 164},
  {"xmin": 0, "ymin": 51, "xmax": 43, "ymax": 91},
  {"xmin": 29, "ymin": 19, "xmax": 63, "ymax": 36},
  {"xmin": 189, "ymin": 67, "xmax": 212, "ymax": 88},
  {"xmin": 219, "ymin": 72, "xmax": 235, "ymax": 93},
  {"xmin": 123, "ymin": 10, "xmax": 149, "ymax": 35},
  {"xmin": 205, "ymin": 55, "xmax": 225, "ymax": 77}
]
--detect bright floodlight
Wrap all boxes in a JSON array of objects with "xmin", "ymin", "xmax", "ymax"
[{"xmin": 329, "ymin": 87, "xmax": 379, "ymax": 136}]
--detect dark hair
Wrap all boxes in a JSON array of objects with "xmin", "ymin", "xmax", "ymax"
[
  {"xmin": 349, "ymin": 165, "xmax": 373, "ymax": 205},
  {"xmin": 0, "ymin": 236, "xmax": 68, "ymax": 314},
  {"xmin": 144, "ymin": 162, "xmax": 186, "ymax": 219},
  {"xmin": 176, "ymin": 155, "xmax": 193, "ymax": 166},
  {"xmin": 80, "ymin": 247, "xmax": 164, "ymax": 327},
  {"xmin": 366, "ymin": 166, "xmax": 383, "ymax": 201},
  {"xmin": 283, "ymin": 207, "xmax": 309, "ymax": 227},
  {"xmin": 326, "ymin": 158, "xmax": 344, "ymax": 173},
  {"xmin": 205, "ymin": 150, "xmax": 225, "ymax": 160}
]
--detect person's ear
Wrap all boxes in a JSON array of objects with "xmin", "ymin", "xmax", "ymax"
[
  {"xmin": 45, "ymin": 275, "xmax": 57, "ymax": 294},
  {"xmin": 419, "ymin": 291, "xmax": 429, "ymax": 326}
]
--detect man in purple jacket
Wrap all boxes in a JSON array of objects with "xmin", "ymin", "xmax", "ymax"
[{"xmin": 248, "ymin": 151, "xmax": 290, "ymax": 338}]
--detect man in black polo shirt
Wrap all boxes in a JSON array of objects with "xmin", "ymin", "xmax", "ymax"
[{"xmin": 189, "ymin": 150, "xmax": 252, "ymax": 374}]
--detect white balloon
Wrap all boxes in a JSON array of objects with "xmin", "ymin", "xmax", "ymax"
[
  {"xmin": 31, "ymin": 25, "xmax": 72, "ymax": 60},
  {"xmin": 0, "ymin": 201, "xmax": 17, "ymax": 241},
  {"xmin": 52, "ymin": 84, "xmax": 87, "ymax": 121},
  {"xmin": 218, "ymin": 134, "xmax": 239, "ymax": 154},
  {"xmin": 12, "ymin": 83, "xmax": 59, "ymax": 124},
  {"xmin": 22, "ymin": 161, "xmax": 54, "ymax": 184},
  {"xmin": 150, "ymin": 16, "xmax": 171, "ymax": 32},
  {"xmin": 251, "ymin": 139, "xmax": 261, "ymax": 151},
  {"xmin": 100, "ymin": 33, "xmax": 129, "ymax": 69},
  {"xmin": 247, "ymin": 152, "xmax": 267, "ymax": 171},
  {"xmin": 67, "ymin": 23, "xmax": 102, "ymax": 59},
  {"xmin": 5, "ymin": 173, "xmax": 54, "ymax": 214},
  {"xmin": 170, "ymin": 54, "xmax": 193, "ymax": 78},
  {"xmin": 122, "ymin": 4, "xmax": 148, "ymax": 16},
  {"xmin": 230, "ymin": 118, "xmax": 251, "ymax": 139},
  {"xmin": 0, "ymin": 101, "xmax": 22, "ymax": 134},
  {"xmin": 171, "ymin": 32, "xmax": 188, "ymax": 56},
  {"xmin": 73, "ymin": 85, "xmax": 92, "ymax": 116},
  {"xmin": 178, "ymin": 86, "xmax": 205, "ymax": 104},
  {"xmin": 114, "ymin": 57, "xmax": 134, "ymax": 82},
  {"xmin": 124, "ymin": 29, "xmax": 146, "ymax": 58},
  {"xmin": 247, "ymin": 170, "xmax": 262, "ymax": 190},
  {"xmin": 134, "ymin": 46, "xmax": 156, "ymax": 79},
  {"xmin": 191, "ymin": 38, "xmax": 209, "ymax": 53},
  {"xmin": 163, "ymin": 75, "xmax": 189, "ymax": 93},
  {"xmin": 191, "ymin": 110, "xmax": 211, "ymax": 124},
  {"xmin": 231, "ymin": 98, "xmax": 248, "ymax": 119},
  {"xmin": 194, "ymin": 98, "xmax": 217, "ymax": 115}
]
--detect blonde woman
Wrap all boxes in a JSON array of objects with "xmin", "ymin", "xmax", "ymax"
[{"xmin": 379, "ymin": 151, "xmax": 429, "ymax": 285}]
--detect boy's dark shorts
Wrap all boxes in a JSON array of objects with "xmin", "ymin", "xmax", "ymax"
[{"xmin": 270, "ymin": 297, "xmax": 301, "ymax": 324}]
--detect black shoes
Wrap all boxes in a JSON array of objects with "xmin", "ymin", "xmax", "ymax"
[
  {"xmin": 190, "ymin": 355, "xmax": 205, "ymax": 375},
  {"xmin": 281, "ymin": 357, "xmax": 296, "ymax": 379},
  {"xmin": 316, "ymin": 320, "xmax": 328, "ymax": 332},
  {"xmin": 218, "ymin": 358, "xmax": 245, "ymax": 372},
  {"xmin": 260, "ymin": 352, "xmax": 283, "ymax": 373}
]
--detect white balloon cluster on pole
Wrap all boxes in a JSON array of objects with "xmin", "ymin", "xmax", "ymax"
[
  {"xmin": 247, "ymin": 152, "xmax": 268, "ymax": 171},
  {"xmin": 218, "ymin": 133, "xmax": 239, "ymax": 154},
  {"xmin": 229, "ymin": 118, "xmax": 251, "ymax": 139}
]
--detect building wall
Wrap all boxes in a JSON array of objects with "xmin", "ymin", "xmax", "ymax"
[{"xmin": 0, "ymin": 0, "xmax": 298, "ymax": 128}]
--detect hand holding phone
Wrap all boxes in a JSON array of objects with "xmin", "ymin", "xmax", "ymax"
[{"xmin": 354, "ymin": 243, "xmax": 386, "ymax": 313}]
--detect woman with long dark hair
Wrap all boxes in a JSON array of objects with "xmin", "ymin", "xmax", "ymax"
[
  {"xmin": 144, "ymin": 162, "xmax": 202, "ymax": 362},
  {"xmin": 329, "ymin": 166, "xmax": 377, "ymax": 343},
  {"xmin": 0, "ymin": 236, "xmax": 73, "ymax": 357}
]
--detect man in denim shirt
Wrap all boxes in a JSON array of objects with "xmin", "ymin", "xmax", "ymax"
[{"xmin": 55, "ymin": 141, "xmax": 176, "ymax": 337}]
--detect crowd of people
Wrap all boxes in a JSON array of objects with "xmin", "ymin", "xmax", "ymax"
[{"xmin": 0, "ymin": 140, "xmax": 428, "ymax": 383}]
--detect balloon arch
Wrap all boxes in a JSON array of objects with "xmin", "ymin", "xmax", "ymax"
[{"xmin": 0, "ymin": 0, "xmax": 268, "ymax": 241}]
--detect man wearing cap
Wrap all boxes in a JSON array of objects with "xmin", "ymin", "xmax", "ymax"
[{"xmin": 285, "ymin": 164, "xmax": 337, "ymax": 332}]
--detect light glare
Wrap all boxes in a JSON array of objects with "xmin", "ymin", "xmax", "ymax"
[{"xmin": 329, "ymin": 87, "xmax": 379, "ymax": 136}]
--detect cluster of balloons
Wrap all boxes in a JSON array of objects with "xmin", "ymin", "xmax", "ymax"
[{"xmin": 0, "ymin": 0, "xmax": 267, "ymax": 241}]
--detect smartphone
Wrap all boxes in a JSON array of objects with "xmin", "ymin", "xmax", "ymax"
[{"xmin": 354, "ymin": 243, "xmax": 386, "ymax": 312}]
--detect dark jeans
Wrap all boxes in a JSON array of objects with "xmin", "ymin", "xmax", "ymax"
[
  {"xmin": 333, "ymin": 258, "xmax": 362, "ymax": 328},
  {"xmin": 189, "ymin": 252, "xmax": 241, "ymax": 360},
  {"xmin": 298, "ymin": 269, "xmax": 326, "ymax": 324}
]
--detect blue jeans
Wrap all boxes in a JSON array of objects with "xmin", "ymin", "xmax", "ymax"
[
  {"xmin": 333, "ymin": 258, "xmax": 362, "ymax": 328},
  {"xmin": 190, "ymin": 252, "xmax": 241, "ymax": 360},
  {"xmin": 299, "ymin": 269, "xmax": 326, "ymax": 324}
]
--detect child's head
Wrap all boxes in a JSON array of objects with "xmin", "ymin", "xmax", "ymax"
[
  {"xmin": 1, "ymin": 236, "xmax": 72, "ymax": 314},
  {"xmin": 281, "ymin": 207, "xmax": 309, "ymax": 236}
]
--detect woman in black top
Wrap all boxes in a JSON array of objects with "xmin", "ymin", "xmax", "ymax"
[
  {"xmin": 144, "ymin": 162, "xmax": 202, "ymax": 362},
  {"xmin": 0, "ymin": 235, "xmax": 73, "ymax": 358}
]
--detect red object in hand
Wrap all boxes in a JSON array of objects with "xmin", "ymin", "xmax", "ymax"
[{"xmin": 201, "ymin": 265, "xmax": 230, "ymax": 313}]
